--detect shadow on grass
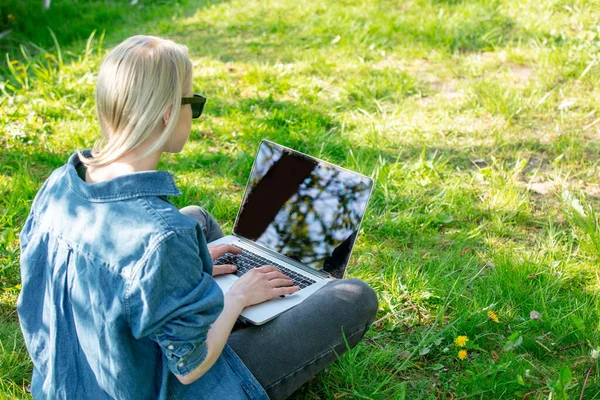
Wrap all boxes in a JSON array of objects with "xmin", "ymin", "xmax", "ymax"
[
  {"xmin": 1, "ymin": 0, "xmax": 557, "ymax": 70},
  {"xmin": 167, "ymin": 6, "xmax": 520, "ymax": 62},
  {"xmin": 0, "ymin": 0, "xmax": 230, "ymax": 59}
]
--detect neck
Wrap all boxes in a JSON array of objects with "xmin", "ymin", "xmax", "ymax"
[{"xmin": 85, "ymin": 147, "xmax": 163, "ymax": 184}]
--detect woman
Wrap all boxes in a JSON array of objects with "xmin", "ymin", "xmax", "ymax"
[{"xmin": 17, "ymin": 35, "xmax": 378, "ymax": 399}]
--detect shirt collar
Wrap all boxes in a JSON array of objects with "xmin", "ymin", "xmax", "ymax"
[{"xmin": 65, "ymin": 150, "xmax": 182, "ymax": 202}]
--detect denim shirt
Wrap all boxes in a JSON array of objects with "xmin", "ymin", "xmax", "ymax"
[{"xmin": 17, "ymin": 151, "xmax": 269, "ymax": 400}]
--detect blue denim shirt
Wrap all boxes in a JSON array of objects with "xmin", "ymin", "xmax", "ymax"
[{"xmin": 17, "ymin": 151, "xmax": 269, "ymax": 400}]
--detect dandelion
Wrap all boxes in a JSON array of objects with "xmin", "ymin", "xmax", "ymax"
[
  {"xmin": 7, "ymin": 14, "xmax": 15, "ymax": 22},
  {"xmin": 455, "ymin": 335, "xmax": 468, "ymax": 347},
  {"xmin": 488, "ymin": 310, "xmax": 499, "ymax": 323},
  {"xmin": 458, "ymin": 350, "xmax": 467, "ymax": 360}
]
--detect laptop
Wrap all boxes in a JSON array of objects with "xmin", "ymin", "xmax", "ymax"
[{"xmin": 208, "ymin": 140, "xmax": 374, "ymax": 325}]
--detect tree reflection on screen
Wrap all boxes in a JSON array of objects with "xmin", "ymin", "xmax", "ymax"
[{"xmin": 235, "ymin": 141, "xmax": 372, "ymax": 279}]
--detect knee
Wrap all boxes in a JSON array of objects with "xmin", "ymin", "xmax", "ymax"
[
  {"xmin": 180, "ymin": 206, "xmax": 224, "ymax": 242},
  {"xmin": 352, "ymin": 279, "xmax": 379, "ymax": 324},
  {"xmin": 180, "ymin": 205, "xmax": 209, "ymax": 226},
  {"xmin": 180, "ymin": 205, "xmax": 207, "ymax": 218},
  {"xmin": 330, "ymin": 278, "xmax": 379, "ymax": 324},
  {"xmin": 179, "ymin": 205, "xmax": 209, "ymax": 232}
]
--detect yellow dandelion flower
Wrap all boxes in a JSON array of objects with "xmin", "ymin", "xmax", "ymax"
[
  {"xmin": 458, "ymin": 350, "xmax": 467, "ymax": 360},
  {"xmin": 455, "ymin": 335, "xmax": 468, "ymax": 347},
  {"xmin": 488, "ymin": 310, "xmax": 499, "ymax": 323},
  {"xmin": 7, "ymin": 14, "xmax": 15, "ymax": 22}
]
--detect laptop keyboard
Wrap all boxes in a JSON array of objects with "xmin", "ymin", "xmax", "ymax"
[{"xmin": 213, "ymin": 245, "xmax": 316, "ymax": 289}]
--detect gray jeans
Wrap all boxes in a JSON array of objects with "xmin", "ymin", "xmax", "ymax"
[{"xmin": 180, "ymin": 206, "xmax": 378, "ymax": 400}]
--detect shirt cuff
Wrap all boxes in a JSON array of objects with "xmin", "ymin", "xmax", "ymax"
[{"xmin": 153, "ymin": 333, "xmax": 209, "ymax": 376}]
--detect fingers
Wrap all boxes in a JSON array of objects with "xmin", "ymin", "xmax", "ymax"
[
  {"xmin": 254, "ymin": 265, "xmax": 280, "ymax": 273},
  {"xmin": 268, "ymin": 278, "xmax": 295, "ymax": 287},
  {"xmin": 209, "ymin": 244, "xmax": 243, "ymax": 258},
  {"xmin": 222, "ymin": 264, "xmax": 238, "ymax": 272},
  {"xmin": 271, "ymin": 285, "xmax": 300, "ymax": 297},
  {"xmin": 246, "ymin": 267, "xmax": 294, "ymax": 287},
  {"xmin": 212, "ymin": 264, "xmax": 237, "ymax": 276},
  {"xmin": 224, "ymin": 245, "xmax": 243, "ymax": 254},
  {"xmin": 263, "ymin": 270, "xmax": 291, "ymax": 280}
]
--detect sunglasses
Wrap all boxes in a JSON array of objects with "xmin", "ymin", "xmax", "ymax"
[{"xmin": 181, "ymin": 94, "xmax": 207, "ymax": 119}]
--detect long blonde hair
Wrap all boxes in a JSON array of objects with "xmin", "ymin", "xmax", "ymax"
[{"xmin": 80, "ymin": 35, "xmax": 192, "ymax": 167}]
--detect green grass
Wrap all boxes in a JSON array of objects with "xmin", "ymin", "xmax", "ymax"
[{"xmin": 2, "ymin": 0, "xmax": 600, "ymax": 398}]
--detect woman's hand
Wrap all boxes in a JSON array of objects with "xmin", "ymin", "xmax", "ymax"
[
  {"xmin": 208, "ymin": 244, "xmax": 242, "ymax": 276},
  {"xmin": 228, "ymin": 265, "xmax": 300, "ymax": 308}
]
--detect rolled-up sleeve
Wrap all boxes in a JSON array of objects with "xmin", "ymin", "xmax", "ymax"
[{"xmin": 127, "ymin": 230, "xmax": 224, "ymax": 376}]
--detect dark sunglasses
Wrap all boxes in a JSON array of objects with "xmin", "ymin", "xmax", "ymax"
[{"xmin": 181, "ymin": 94, "xmax": 207, "ymax": 119}]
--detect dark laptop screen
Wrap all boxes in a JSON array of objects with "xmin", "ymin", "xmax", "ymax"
[{"xmin": 233, "ymin": 141, "xmax": 373, "ymax": 279}]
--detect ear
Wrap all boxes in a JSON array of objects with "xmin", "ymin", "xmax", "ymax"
[{"xmin": 163, "ymin": 104, "xmax": 173, "ymax": 126}]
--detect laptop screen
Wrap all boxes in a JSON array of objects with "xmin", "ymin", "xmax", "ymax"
[{"xmin": 233, "ymin": 140, "xmax": 373, "ymax": 279}]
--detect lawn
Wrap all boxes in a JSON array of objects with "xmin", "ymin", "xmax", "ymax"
[{"xmin": 2, "ymin": 0, "xmax": 600, "ymax": 398}]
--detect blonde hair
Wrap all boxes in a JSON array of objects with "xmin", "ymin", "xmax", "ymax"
[{"xmin": 80, "ymin": 35, "xmax": 192, "ymax": 167}]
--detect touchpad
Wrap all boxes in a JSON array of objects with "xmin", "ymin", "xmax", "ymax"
[{"xmin": 214, "ymin": 274, "xmax": 237, "ymax": 294}]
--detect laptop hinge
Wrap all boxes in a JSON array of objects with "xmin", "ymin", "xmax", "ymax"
[{"xmin": 233, "ymin": 234, "xmax": 330, "ymax": 279}]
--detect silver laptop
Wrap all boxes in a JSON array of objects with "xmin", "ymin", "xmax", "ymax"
[{"xmin": 208, "ymin": 140, "xmax": 374, "ymax": 325}]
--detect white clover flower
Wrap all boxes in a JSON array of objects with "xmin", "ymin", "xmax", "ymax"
[{"xmin": 7, "ymin": 124, "xmax": 26, "ymax": 138}]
